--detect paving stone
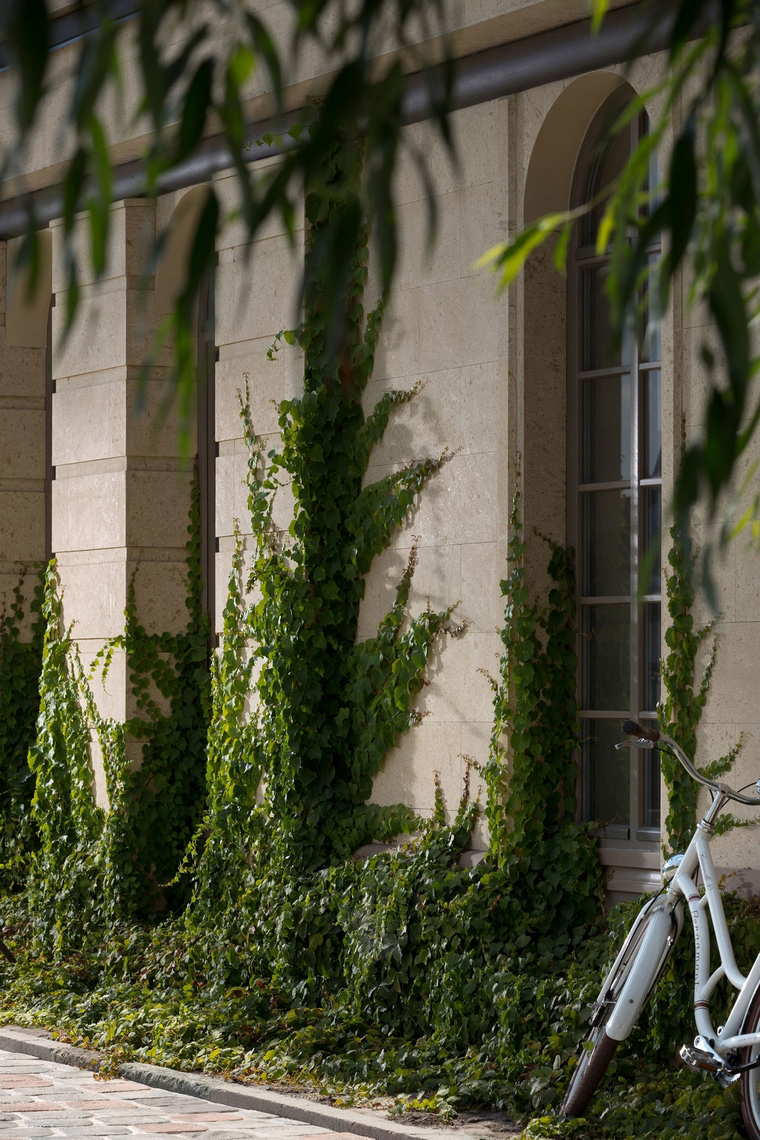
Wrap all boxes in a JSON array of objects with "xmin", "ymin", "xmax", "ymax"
[
  {"xmin": 88, "ymin": 1115, "xmax": 171, "ymax": 1125},
  {"xmin": 168, "ymin": 1115, "xmax": 244, "ymax": 1123},
  {"xmin": 0, "ymin": 1103, "xmax": 67, "ymax": 1112},
  {"xmin": 136, "ymin": 1125, "xmax": 209, "ymax": 1134},
  {"xmin": 0, "ymin": 1079, "xmax": 55, "ymax": 1090},
  {"xmin": 0, "ymin": 1045, "xmax": 459, "ymax": 1140},
  {"xmin": 56, "ymin": 1129, "xmax": 134, "ymax": 1136},
  {"xmin": 61, "ymin": 1100, "xmax": 139, "ymax": 1110},
  {"xmin": 0, "ymin": 1131, "xmax": 56, "ymax": 1138},
  {"xmin": 90, "ymin": 1081, "xmax": 152, "ymax": 1092}
]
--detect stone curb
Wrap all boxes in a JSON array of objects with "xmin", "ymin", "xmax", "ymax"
[{"xmin": 0, "ymin": 1026, "xmax": 481, "ymax": 1140}]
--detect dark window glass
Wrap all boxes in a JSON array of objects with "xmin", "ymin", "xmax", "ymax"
[
  {"xmin": 642, "ymin": 486, "xmax": 661, "ymax": 595},
  {"xmin": 641, "ymin": 735, "xmax": 662, "ymax": 830},
  {"xmin": 643, "ymin": 603, "xmax": 661, "ymax": 714},
  {"xmin": 643, "ymin": 370, "xmax": 662, "ymax": 478},
  {"xmin": 582, "ymin": 491, "xmax": 631, "ymax": 596},
  {"xmin": 581, "ymin": 374, "xmax": 631, "ymax": 483},
  {"xmin": 582, "ymin": 118, "xmax": 633, "ymax": 247},
  {"xmin": 581, "ymin": 266, "xmax": 632, "ymax": 371},
  {"xmin": 582, "ymin": 718, "xmax": 630, "ymax": 827},
  {"xmin": 582, "ymin": 604, "xmax": 631, "ymax": 710},
  {"xmin": 640, "ymin": 253, "xmax": 662, "ymax": 362},
  {"xmin": 572, "ymin": 96, "xmax": 662, "ymax": 851}
]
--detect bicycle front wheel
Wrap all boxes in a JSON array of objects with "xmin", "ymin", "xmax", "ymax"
[
  {"xmin": 562, "ymin": 901, "xmax": 679, "ymax": 1117},
  {"xmin": 740, "ymin": 984, "xmax": 760, "ymax": 1140}
]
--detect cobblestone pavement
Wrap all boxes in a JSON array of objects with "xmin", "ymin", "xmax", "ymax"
[{"xmin": 0, "ymin": 1049, "xmax": 362, "ymax": 1140}]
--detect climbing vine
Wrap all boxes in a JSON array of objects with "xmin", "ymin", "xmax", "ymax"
[
  {"xmin": 481, "ymin": 493, "xmax": 604, "ymax": 939},
  {"xmin": 658, "ymin": 525, "xmax": 743, "ymax": 852},
  {"xmin": 183, "ymin": 134, "xmax": 463, "ymax": 972},
  {"xmin": 25, "ymin": 135, "xmax": 461, "ymax": 958},
  {"xmin": 0, "ymin": 567, "xmax": 44, "ymax": 886},
  {"xmin": 27, "ymin": 475, "xmax": 211, "ymax": 952}
]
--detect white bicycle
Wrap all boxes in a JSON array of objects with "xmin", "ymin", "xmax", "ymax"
[{"xmin": 562, "ymin": 719, "xmax": 760, "ymax": 1137}]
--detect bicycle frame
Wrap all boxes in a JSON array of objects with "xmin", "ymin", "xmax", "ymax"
[
  {"xmin": 663, "ymin": 792, "xmax": 760, "ymax": 1057},
  {"xmin": 562, "ymin": 723, "xmax": 760, "ymax": 1122}
]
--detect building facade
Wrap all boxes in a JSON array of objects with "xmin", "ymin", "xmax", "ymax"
[{"xmin": 1, "ymin": 0, "xmax": 757, "ymax": 903}]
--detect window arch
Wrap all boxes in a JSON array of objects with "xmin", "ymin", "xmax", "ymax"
[{"xmin": 567, "ymin": 93, "xmax": 663, "ymax": 877}]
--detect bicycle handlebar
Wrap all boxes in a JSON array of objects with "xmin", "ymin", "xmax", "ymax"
[
  {"xmin": 622, "ymin": 719, "xmax": 660, "ymax": 743},
  {"xmin": 622, "ymin": 720, "xmax": 760, "ymax": 807}
]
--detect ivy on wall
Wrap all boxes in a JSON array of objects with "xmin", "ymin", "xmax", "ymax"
[
  {"xmin": 0, "ymin": 569, "xmax": 44, "ymax": 887},
  {"xmin": 658, "ymin": 525, "xmax": 743, "ymax": 852},
  {"xmin": 234, "ymin": 134, "xmax": 456, "ymax": 874},
  {"xmin": 184, "ymin": 133, "xmax": 464, "ymax": 973},
  {"xmin": 24, "ymin": 135, "xmax": 461, "ymax": 957},
  {"xmin": 27, "ymin": 475, "xmax": 211, "ymax": 953},
  {"xmin": 482, "ymin": 495, "xmax": 603, "ymax": 941}
]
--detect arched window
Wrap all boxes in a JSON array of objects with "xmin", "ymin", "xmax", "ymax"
[{"xmin": 567, "ymin": 95, "xmax": 662, "ymax": 888}]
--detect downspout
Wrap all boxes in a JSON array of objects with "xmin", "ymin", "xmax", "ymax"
[{"xmin": 0, "ymin": 0, "xmax": 713, "ymax": 238}]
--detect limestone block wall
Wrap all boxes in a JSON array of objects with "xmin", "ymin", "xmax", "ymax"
[
  {"xmin": 50, "ymin": 199, "xmax": 195, "ymax": 801},
  {"xmin": 0, "ymin": 0, "xmax": 638, "ymax": 197},
  {"xmin": 684, "ymin": 299, "xmax": 760, "ymax": 873},
  {"xmin": 207, "ymin": 112, "xmax": 511, "ymax": 837},
  {"xmin": 211, "ymin": 161, "xmax": 305, "ymax": 634},
  {"xmin": 0, "ymin": 235, "xmax": 51, "ymax": 635},
  {"xmin": 356, "ymin": 103, "xmax": 511, "ymax": 835}
]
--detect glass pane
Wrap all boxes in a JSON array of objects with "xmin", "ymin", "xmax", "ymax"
[
  {"xmin": 581, "ymin": 266, "xmax": 632, "ymax": 371},
  {"xmin": 642, "ymin": 602, "xmax": 661, "ymax": 713},
  {"xmin": 582, "ymin": 490, "xmax": 631, "ymax": 596},
  {"xmin": 581, "ymin": 374, "xmax": 631, "ymax": 483},
  {"xmin": 643, "ymin": 751, "xmax": 661, "ymax": 829},
  {"xmin": 582, "ymin": 717, "xmax": 630, "ymax": 828},
  {"xmin": 642, "ymin": 486, "xmax": 662, "ymax": 595},
  {"xmin": 640, "ymin": 718, "xmax": 661, "ymax": 830},
  {"xmin": 640, "ymin": 254, "xmax": 662, "ymax": 362},
  {"xmin": 582, "ymin": 119, "xmax": 633, "ymax": 247},
  {"xmin": 582, "ymin": 604, "xmax": 631, "ymax": 709},
  {"xmin": 643, "ymin": 369, "xmax": 662, "ymax": 477},
  {"xmin": 642, "ymin": 108, "xmax": 660, "ymax": 206}
]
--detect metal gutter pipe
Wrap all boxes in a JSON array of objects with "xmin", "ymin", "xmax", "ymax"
[
  {"xmin": 0, "ymin": 0, "xmax": 142, "ymax": 73},
  {"xmin": 0, "ymin": 1, "xmax": 709, "ymax": 238}
]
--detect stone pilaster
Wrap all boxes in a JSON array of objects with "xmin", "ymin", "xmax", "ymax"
[
  {"xmin": 0, "ymin": 233, "xmax": 51, "ymax": 631},
  {"xmin": 50, "ymin": 200, "xmax": 195, "ymax": 803}
]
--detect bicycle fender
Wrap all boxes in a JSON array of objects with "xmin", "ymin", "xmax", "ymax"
[{"xmin": 605, "ymin": 906, "xmax": 675, "ymax": 1041}]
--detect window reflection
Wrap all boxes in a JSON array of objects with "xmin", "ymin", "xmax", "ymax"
[
  {"xmin": 581, "ymin": 374, "xmax": 631, "ymax": 483},
  {"xmin": 644, "ymin": 370, "xmax": 662, "ymax": 477},
  {"xmin": 582, "ymin": 605, "xmax": 631, "ymax": 710},
  {"xmin": 581, "ymin": 266, "xmax": 631, "ymax": 371},
  {"xmin": 582, "ymin": 491, "xmax": 631, "ymax": 596},
  {"xmin": 582, "ymin": 718, "xmax": 631, "ymax": 828}
]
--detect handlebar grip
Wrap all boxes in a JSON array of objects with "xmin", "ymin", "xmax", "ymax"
[{"xmin": 622, "ymin": 719, "xmax": 660, "ymax": 743}]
